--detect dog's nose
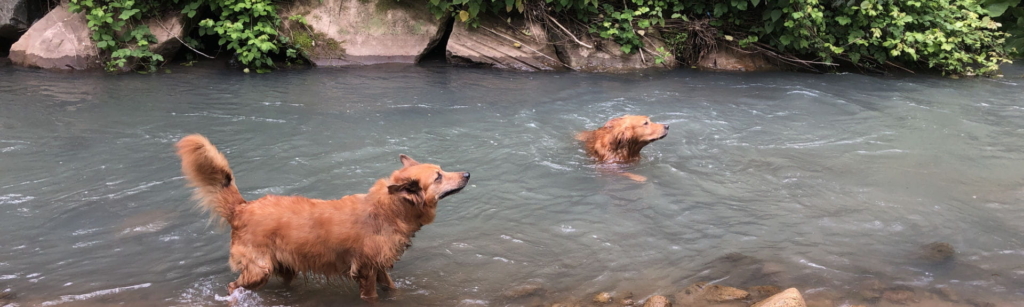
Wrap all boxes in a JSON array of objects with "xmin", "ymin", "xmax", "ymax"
[
  {"xmin": 463, "ymin": 172, "xmax": 471, "ymax": 179},
  {"xmin": 664, "ymin": 124, "xmax": 670, "ymax": 130}
]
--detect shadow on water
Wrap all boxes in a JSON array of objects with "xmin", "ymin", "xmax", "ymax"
[{"xmin": 0, "ymin": 64, "xmax": 1023, "ymax": 306}]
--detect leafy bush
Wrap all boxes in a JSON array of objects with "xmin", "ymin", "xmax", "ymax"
[
  {"xmin": 71, "ymin": 0, "xmax": 300, "ymax": 73},
  {"xmin": 983, "ymin": 0, "xmax": 1024, "ymax": 57},
  {"xmin": 69, "ymin": 0, "xmax": 169, "ymax": 72},
  {"xmin": 426, "ymin": 0, "xmax": 1014, "ymax": 75}
]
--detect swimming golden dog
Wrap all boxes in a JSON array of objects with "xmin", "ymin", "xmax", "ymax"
[
  {"xmin": 175, "ymin": 134, "xmax": 469, "ymax": 302},
  {"xmin": 576, "ymin": 115, "xmax": 669, "ymax": 181}
]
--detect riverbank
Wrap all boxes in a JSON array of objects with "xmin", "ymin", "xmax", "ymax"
[{"xmin": 2, "ymin": 0, "xmax": 1018, "ymax": 75}]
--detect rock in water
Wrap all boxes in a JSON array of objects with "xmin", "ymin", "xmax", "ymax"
[
  {"xmin": 920, "ymin": 242, "xmax": 955, "ymax": 264},
  {"xmin": 882, "ymin": 289, "xmax": 917, "ymax": 304},
  {"xmin": 751, "ymin": 288, "xmax": 806, "ymax": 307},
  {"xmin": 501, "ymin": 281, "xmax": 545, "ymax": 299},
  {"xmin": 593, "ymin": 292, "xmax": 613, "ymax": 303},
  {"xmin": 675, "ymin": 282, "xmax": 750, "ymax": 304},
  {"xmin": 748, "ymin": 285, "xmax": 783, "ymax": 301},
  {"xmin": 642, "ymin": 295, "xmax": 671, "ymax": 307}
]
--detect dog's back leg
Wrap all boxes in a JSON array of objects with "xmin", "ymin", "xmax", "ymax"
[
  {"xmin": 227, "ymin": 247, "xmax": 272, "ymax": 294},
  {"xmin": 276, "ymin": 266, "xmax": 296, "ymax": 287}
]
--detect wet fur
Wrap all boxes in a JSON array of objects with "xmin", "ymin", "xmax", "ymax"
[
  {"xmin": 175, "ymin": 134, "xmax": 469, "ymax": 302},
  {"xmin": 576, "ymin": 115, "xmax": 669, "ymax": 181}
]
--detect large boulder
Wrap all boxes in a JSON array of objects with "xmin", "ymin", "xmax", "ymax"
[
  {"xmin": 279, "ymin": 0, "xmax": 449, "ymax": 66},
  {"xmin": 9, "ymin": 4, "xmax": 100, "ymax": 70},
  {"xmin": 552, "ymin": 28, "xmax": 677, "ymax": 72},
  {"xmin": 696, "ymin": 48, "xmax": 776, "ymax": 72},
  {"xmin": 446, "ymin": 15, "xmax": 564, "ymax": 71}
]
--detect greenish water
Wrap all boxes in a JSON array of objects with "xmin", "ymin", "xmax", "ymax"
[{"xmin": 1, "ymin": 65, "xmax": 1023, "ymax": 306}]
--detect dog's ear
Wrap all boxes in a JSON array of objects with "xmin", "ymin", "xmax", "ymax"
[
  {"xmin": 399, "ymin": 154, "xmax": 420, "ymax": 167},
  {"xmin": 388, "ymin": 179, "xmax": 424, "ymax": 205},
  {"xmin": 613, "ymin": 130, "xmax": 631, "ymax": 150}
]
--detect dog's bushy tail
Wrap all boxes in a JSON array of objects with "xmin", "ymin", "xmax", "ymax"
[{"xmin": 176, "ymin": 134, "xmax": 245, "ymax": 225}]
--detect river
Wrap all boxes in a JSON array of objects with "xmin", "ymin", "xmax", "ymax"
[{"xmin": 1, "ymin": 64, "xmax": 1023, "ymax": 306}]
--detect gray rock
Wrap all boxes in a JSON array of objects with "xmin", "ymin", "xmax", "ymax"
[
  {"xmin": 446, "ymin": 15, "xmax": 564, "ymax": 71},
  {"xmin": 696, "ymin": 48, "xmax": 777, "ymax": 72},
  {"xmin": 552, "ymin": 28, "xmax": 677, "ymax": 72},
  {"xmin": 9, "ymin": 4, "xmax": 101, "ymax": 70},
  {"xmin": 278, "ymin": 0, "xmax": 449, "ymax": 66}
]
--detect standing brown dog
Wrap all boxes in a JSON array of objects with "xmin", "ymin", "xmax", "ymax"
[
  {"xmin": 576, "ymin": 115, "xmax": 669, "ymax": 181},
  {"xmin": 175, "ymin": 134, "xmax": 469, "ymax": 302}
]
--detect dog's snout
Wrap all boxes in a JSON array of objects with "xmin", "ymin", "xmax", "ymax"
[{"xmin": 462, "ymin": 172, "xmax": 471, "ymax": 179}]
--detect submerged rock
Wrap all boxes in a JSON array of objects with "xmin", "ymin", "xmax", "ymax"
[
  {"xmin": 690, "ymin": 253, "xmax": 781, "ymax": 287},
  {"xmin": 750, "ymin": 288, "xmax": 806, "ymax": 307},
  {"xmin": 965, "ymin": 298, "xmax": 997, "ymax": 307},
  {"xmin": 932, "ymin": 286, "xmax": 959, "ymax": 302},
  {"xmin": 593, "ymin": 291, "xmax": 613, "ymax": 303},
  {"xmin": 674, "ymin": 282, "xmax": 749, "ymax": 305},
  {"xmin": 446, "ymin": 15, "xmax": 564, "ymax": 71},
  {"xmin": 920, "ymin": 242, "xmax": 956, "ymax": 264},
  {"xmin": 501, "ymin": 281, "xmax": 545, "ymax": 299},
  {"xmin": 9, "ymin": 4, "xmax": 101, "ymax": 70},
  {"xmin": 855, "ymin": 279, "xmax": 885, "ymax": 301},
  {"xmin": 882, "ymin": 288, "xmax": 917, "ymax": 304},
  {"xmin": 642, "ymin": 295, "xmax": 671, "ymax": 307},
  {"xmin": 747, "ymin": 285, "xmax": 783, "ymax": 301},
  {"xmin": 278, "ymin": 0, "xmax": 448, "ymax": 66}
]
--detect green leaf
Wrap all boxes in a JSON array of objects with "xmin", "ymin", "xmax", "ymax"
[
  {"xmin": 751, "ymin": 0, "xmax": 760, "ymax": 6},
  {"xmin": 986, "ymin": 0, "xmax": 1019, "ymax": 17},
  {"xmin": 836, "ymin": 16, "xmax": 851, "ymax": 25},
  {"xmin": 771, "ymin": 9, "xmax": 782, "ymax": 21}
]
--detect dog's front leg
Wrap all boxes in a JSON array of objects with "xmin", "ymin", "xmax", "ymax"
[
  {"xmin": 357, "ymin": 268, "xmax": 379, "ymax": 303},
  {"xmin": 376, "ymin": 270, "xmax": 396, "ymax": 290}
]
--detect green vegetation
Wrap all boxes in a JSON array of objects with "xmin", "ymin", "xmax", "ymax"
[
  {"xmin": 70, "ymin": 0, "xmax": 302, "ymax": 73},
  {"xmin": 68, "ymin": 0, "xmax": 171, "ymax": 72},
  {"xmin": 428, "ymin": 0, "xmax": 1019, "ymax": 75}
]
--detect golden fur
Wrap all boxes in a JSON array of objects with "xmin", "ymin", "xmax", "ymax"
[
  {"xmin": 175, "ymin": 134, "xmax": 469, "ymax": 302},
  {"xmin": 576, "ymin": 115, "xmax": 669, "ymax": 181}
]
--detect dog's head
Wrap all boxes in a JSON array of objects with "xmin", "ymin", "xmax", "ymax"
[
  {"xmin": 595, "ymin": 116, "xmax": 669, "ymax": 163},
  {"xmin": 602, "ymin": 115, "xmax": 669, "ymax": 144},
  {"xmin": 386, "ymin": 155, "xmax": 470, "ymax": 224}
]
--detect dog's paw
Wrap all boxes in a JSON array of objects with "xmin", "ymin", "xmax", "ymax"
[{"xmin": 622, "ymin": 172, "xmax": 647, "ymax": 182}]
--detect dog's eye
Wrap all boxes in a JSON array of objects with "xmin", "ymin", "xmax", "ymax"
[
  {"xmin": 643, "ymin": 121, "xmax": 649, "ymax": 125},
  {"xmin": 435, "ymin": 172, "xmax": 443, "ymax": 182}
]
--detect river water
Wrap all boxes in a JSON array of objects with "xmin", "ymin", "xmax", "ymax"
[{"xmin": 1, "ymin": 64, "xmax": 1023, "ymax": 306}]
